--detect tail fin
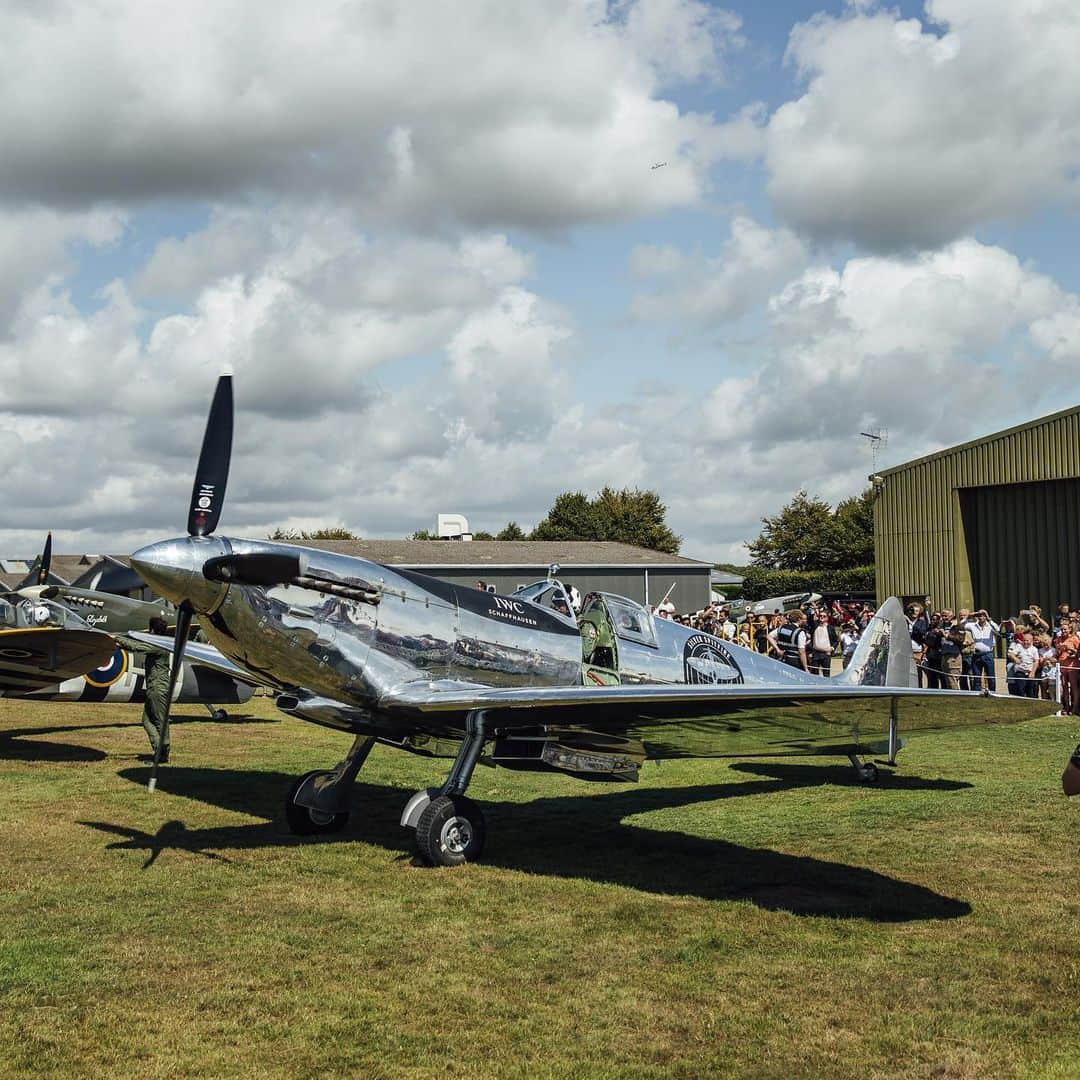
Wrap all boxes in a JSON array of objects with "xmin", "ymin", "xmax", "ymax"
[{"xmin": 835, "ymin": 597, "xmax": 917, "ymax": 688}]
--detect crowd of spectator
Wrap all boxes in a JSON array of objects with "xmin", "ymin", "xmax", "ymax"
[
  {"xmin": 905, "ymin": 601, "xmax": 1079, "ymax": 711},
  {"xmin": 656, "ymin": 595, "xmax": 1079, "ymax": 712},
  {"xmin": 663, "ymin": 598, "xmax": 878, "ymax": 673}
]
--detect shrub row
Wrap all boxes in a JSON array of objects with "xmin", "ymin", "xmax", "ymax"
[{"xmin": 739, "ymin": 565, "xmax": 876, "ymax": 601}]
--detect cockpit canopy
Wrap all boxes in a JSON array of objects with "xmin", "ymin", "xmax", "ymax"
[
  {"xmin": 582, "ymin": 593, "xmax": 658, "ymax": 647},
  {"xmin": 0, "ymin": 596, "xmax": 79, "ymax": 630},
  {"xmin": 513, "ymin": 580, "xmax": 576, "ymax": 624}
]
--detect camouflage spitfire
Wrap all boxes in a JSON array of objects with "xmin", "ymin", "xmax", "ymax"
[{"xmin": 5, "ymin": 533, "xmax": 252, "ymax": 711}]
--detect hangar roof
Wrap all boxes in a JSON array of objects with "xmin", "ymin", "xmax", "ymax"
[{"xmin": 878, "ymin": 403, "xmax": 1080, "ymax": 478}]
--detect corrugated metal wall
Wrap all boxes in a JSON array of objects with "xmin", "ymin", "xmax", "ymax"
[{"xmin": 874, "ymin": 407, "xmax": 1080, "ymax": 614}]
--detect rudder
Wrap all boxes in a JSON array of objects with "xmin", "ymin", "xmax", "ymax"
[{"xmin": 836, "ymin": 597, "xmax": 917, "ymax": 688}]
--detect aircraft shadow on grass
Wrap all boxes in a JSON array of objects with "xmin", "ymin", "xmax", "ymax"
[
  {"xmin": 0, "ymin": 712, "xmax": 274, "ymax": 764},
  {"xmin": 78, "ymin": 763, "xmax": 975, "ymax": 921}
]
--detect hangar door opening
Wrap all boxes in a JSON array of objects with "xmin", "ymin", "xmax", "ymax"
[{"xmin": 959, "ymin": 478, "xmax": 1080, "ymax": 618}]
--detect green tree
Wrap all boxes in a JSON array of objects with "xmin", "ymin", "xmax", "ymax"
[
  {"xmin": 530, "ymin": 492, "xmax": 602, "ymax": 543},
  {"xmin": 530, "ymin": 488, "xmax": 680, "ymax": 553},
  {"xmin": 268, "ymin": 525, "xmax": 360, "ymax": 540},
  {"xmin": 828, "ymin": 489, "xmax": 875, "ymax": 568},
  {"xmin": 496, "ymin": 521, "xmax": 526, "ymax": 540},
  {"xmin": 409, "ymin": 529, "xmax": 436, "ymax": 540},
  {"xmin": 746, "ymin": 488, "xmax": 875, "ymax": 571},
  {"xmin": 592, "ymin": 486, "xmax": 680, "ymax": 553}
]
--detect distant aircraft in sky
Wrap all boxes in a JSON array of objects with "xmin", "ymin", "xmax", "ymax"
[{"xmin": 651, "ymin": 161, "xmax": 667, "ymax": 169}]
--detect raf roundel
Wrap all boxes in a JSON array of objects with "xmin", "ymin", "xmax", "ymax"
[
  {"xmin": 84, "ymin": 647, "xmax": 128, "ymax": 688},
  {"xmin": 198, "ymin": 496, "xmax": 212, "ymax": 509}
]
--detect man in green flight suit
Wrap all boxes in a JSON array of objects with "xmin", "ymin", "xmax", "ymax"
[{"xmin": 140, "ymin": 615, "xmax": 172, "ymax": 762}]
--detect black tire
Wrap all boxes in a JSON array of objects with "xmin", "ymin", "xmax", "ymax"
[
  {"xmin": 212, "ymin": 709, "xmax": 228, "ymax": 722},
  {"xmin": 285, "ymin": 770, "xmax": 350, "ymax": 836},
  {"xmin": 858, "ymin": 762, "xmax": 880, "ymax": 784},
  {"xmin": 414, "ymin": 794, "xmax": 485, "ymax": 867}
]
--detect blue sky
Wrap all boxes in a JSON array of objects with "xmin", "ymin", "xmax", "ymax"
[{"xmin": 0, "ymin": 0, "xmax": 1077, "ymax": 562}]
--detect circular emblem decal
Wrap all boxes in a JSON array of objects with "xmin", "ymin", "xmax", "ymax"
[
  {"xmin": 683, "ymin": 634, "xmax": 743, "ymax": 685},
  {"xmin": 198, "ymin": 496, "xmax": 212, "ymax": 509},
  {"xmin": 85, "ymin": 647, "xmax": 128, "ymax": 688},
  {"xmin": 0, "ymin": 647, "xmax": 35, "ymax": 659}
]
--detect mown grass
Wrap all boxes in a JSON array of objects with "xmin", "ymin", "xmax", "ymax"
[{"xmin": 0, "ymin": 697, "xmax": 1077, "ymax": 1078}]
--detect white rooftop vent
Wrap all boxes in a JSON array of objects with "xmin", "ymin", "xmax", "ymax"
[{"xmin": 436, "ymin": 513, "xmax": 472, "ymax": 541}]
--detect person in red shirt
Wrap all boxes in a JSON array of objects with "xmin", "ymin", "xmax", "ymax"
[{"xmin": 1056, "ymin": 620, "xmax": 1079, "ymax": 715}]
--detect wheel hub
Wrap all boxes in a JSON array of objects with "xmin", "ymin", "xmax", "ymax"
[
  {"xmin": 309, "ymin": 808, "xmax": 335, "ymax": 826},
  {"xmin": 440, "ymin": 815, "xmax": 473, "ymax": 855}
]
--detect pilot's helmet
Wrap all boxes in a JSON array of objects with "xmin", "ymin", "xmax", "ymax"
[{"xmin": 32, "ymin": 604, "xmax": 51, "ymax": 625}]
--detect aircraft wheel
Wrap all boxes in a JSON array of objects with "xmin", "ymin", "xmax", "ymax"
[
  {"xmin": 211, "ymin": 708, "xmax": 228, "ymax": 722},
  {"xmin": 285, "ymin": 771, "xmax": 350, "ymax": 836},
  {"xmin": 858, "ymin": 762, "xmax": 880, "ymax": 784},
  {"xmin": 414, "ymin": 794, "xmax": 485, "ymax": 867}
]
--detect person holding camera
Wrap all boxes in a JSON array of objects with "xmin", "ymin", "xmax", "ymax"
[
  {"xmin": 939, "ymin": 610, "xmax": 969, "ymax": 690},
  {"xmin": 965, "ymin": 609, "xmax": 999, "ymax": 692},
  {"xmin": 1007, "ymin": 632, "xmax": 1041, "ymax": 697}
]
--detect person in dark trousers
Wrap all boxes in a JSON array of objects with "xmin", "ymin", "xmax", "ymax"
[
  {"xmin": 140, "ymin": 615, "xmax": 172, "ymax": 761},
  {"xmin": 770, "ymin": 610, "xmax": 810, "ymax": 673},
  {"xmin": 921, "ymin": 615, "xmax": 945, "ymax": 689}
]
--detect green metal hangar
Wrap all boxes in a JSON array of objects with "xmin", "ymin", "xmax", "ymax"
[
  {"xmin": 873, "ymin": 405, "xmax": 1080, "ymax": 616},
  {"xmin": 300, "ymin": 540, "xmax": 714, "ymax": 611}
]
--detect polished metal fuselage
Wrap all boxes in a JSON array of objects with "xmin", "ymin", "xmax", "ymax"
[
  {"xmin": 166, "ymin": 538, "xmax": 585, "ymax": 710},
  {"xmin": 140, "ymin": 538, "xmax": 824, "ymax": 709},
  {"xmin": 132, "ymin": 537, "xmax": 1046, "ymax": 772}
]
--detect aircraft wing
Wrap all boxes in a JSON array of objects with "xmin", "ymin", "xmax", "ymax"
[
  {"xmin": 379, "ymin": 679, "xmax": 1050, "ymax": 760},
  {"xmin": 127, "ymin": 631, "xmax": 270, "ymax": 688},
  {"xmin": 0, "ymin": 627, "xmax": 116, "ymax": 693}
]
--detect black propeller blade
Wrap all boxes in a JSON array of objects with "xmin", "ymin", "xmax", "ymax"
[
  {"xmin": 187, "ymin": 375, "xmax": 233, "ymax": 537},
  {"xmin": 148, "ymin": 601, "xmax": 194, "ymax": 793},
  {"xmin": 37, "ymin": 532, "xmax": 52, "ymax": 586},
  {"xmin": 150, "ymin": 373, "xmax": 234, "ymax": 791}
]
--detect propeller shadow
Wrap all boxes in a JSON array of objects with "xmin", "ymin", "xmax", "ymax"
[
  {"xmin": 0, "ymin": 711, "xmax": 274, "ymax": 763},
  {"xmin": 99, "ymin": 764, "xmax": 971, "ymax": 920}
]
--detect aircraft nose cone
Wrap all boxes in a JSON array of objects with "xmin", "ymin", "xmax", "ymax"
[{"xmin": 131, "ymin": 536, "xmax": 229, "ymax": 613}]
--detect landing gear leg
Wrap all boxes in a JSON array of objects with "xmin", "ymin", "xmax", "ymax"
[
  {"xmin": 403, "ymin": 710, "xmax": 488, "ymax": 867},
  {"xmin": 874, "ymin": 697, "xmax": 903, "ymax": 770},
  {"xmin": 285, "ymin": 734, "xmax": 376, "ymax": 836}
]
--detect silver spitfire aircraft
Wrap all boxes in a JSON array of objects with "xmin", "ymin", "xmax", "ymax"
[{"xmin": 131, "ymin": 377, "xmax": 1046, "ymax": 867}]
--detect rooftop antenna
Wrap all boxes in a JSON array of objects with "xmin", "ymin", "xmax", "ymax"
[{"xmin": 860, "ymin": 427, "xmax": 888, "ymax": 472}]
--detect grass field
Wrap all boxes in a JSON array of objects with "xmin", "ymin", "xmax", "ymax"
[{"xmin": 1, "ymin": 696, "xmax": 1077, "ymax": 1079}]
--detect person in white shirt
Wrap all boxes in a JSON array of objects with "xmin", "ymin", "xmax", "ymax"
[
  {"xmin": 964, "ymin": 610, "xmax": 999, "ymax": 692},
  {"xmin": 716, "ymin": 609, "xmax": 736, "ymax": 642},
  {"xmin": 840, "ymin": 622, "xmax": 861, "ymax": 669},
  {"xmin": 1007, "ymin": 632, "xmax": 1040, "ymax": 698}
]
